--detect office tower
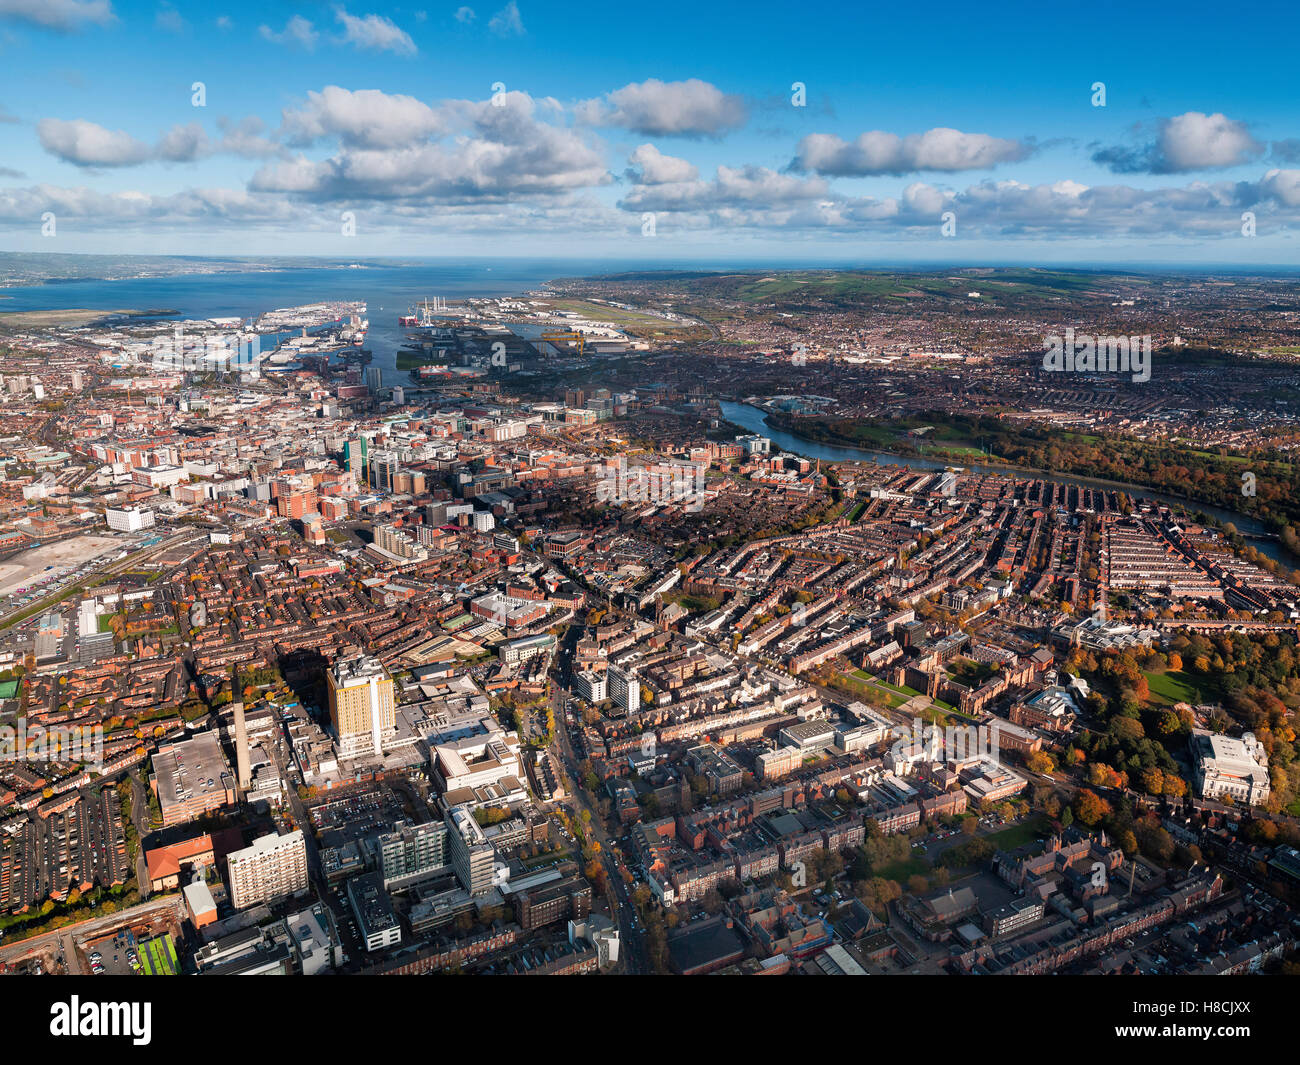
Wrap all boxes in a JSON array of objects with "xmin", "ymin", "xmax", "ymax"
[
  {"xmin": 326, "ymin": 655, "xmax": 396, "ymax": 758},
  {"xmin": 377, "ymin": 820, "xmax": 450, "ymax": 889},
  {"xmin": 365, "ymin": 366, "xmax": 383, "ymax": 393},
  {"xmin": 227, "ymin": 830, "xmax": 309, "ymax": 909},
  {"xmin": 446, "ymin": 805, "xmax": 495, "ymax": 896},
  {"xmin": 370, "ymin": 450, "xmax": 399, "ymax": 492},
  {"xmin": 344, "ymin": 437, "xmax": 368, "ymax": 478}
]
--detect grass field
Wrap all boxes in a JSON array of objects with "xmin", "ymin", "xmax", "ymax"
[
  {"xmin": 983, "ymin": 815, "xmax": 1050, "ymax": 851},
  {"xmin": 139, "ymin": 933, "xmax": 178, "ymax": 976},
  {"xmin": 1144, "ymin": 669, "xmax": 1212, "ymax": 706},
  {"xmin": 833, "ymin": 672, "xmax": 906, "ymax": 707},
  {"xmin": 874, "ymin": 857, "xmax": 929, "ymax": 881},
  {"xmin": 878, "ymin": 680, "xmax": 923, "ymax": 698}
]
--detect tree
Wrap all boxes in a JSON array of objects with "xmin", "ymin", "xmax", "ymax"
[
  {"xmin": 1025, "ymin": 750, "xmax": 1055, "ymax": 775},
  {"xmin": 1075, "ymin": 789, "xmax": 1110, "ymax": 827}
]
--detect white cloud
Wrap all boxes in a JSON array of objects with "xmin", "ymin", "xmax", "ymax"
[
  {"xmin": 37, "ymin": 118, "xmax": 152, "ymax": 167},
  {"xmin": 38, "ymin": 115, "xmax": 284, "ymax": 167},
  {"xmin": 0, "ymin": 0, "xmax": 113, "ymax": 29},
  {"xmin": 487, "ymin": 1, "xmax": 522, "ymax": 36},
  {"xmin": 0, "ymin": 183, "xmax": 302, "ymax": 225},
  {"xmin": 279, "ymin": 86, "xmax": 450, "ymax": 149},
  {"xmin": 253, "ymin": 91, "xmax": 608, "ymax": 203},
  {"xmin": 215, "ymin": 116, "xmax": 282, "ymax": 158},
  {"xmin": 577, "ymin": 78, "xmax": 747, "ymax": 137},
  {"xmin": 792, "ymin": 128, "xmax": 1032, "ymax": 176},
  {"xmin": 1259, "ymin": 168, "xmax": 1300, "ymax": 207},
  {"xmin": 156, "ymin": 121, "xmax": 207, "ymax": 161},
  {"xmin": 259, "ymin": 15, "xmax": 318, "ymax": 49},
  {"xmin": 334, "ymin": 7, "xmax": 416, "ymax": 55},
  {"xmin": 454, "ymin": 5, "xmax": 475, "ymax": 22},
  {"xmin": 1093, "ymin": 111, "xmax": 1264, "ymax": 173},
  {"xmin": 625, "ymin": 144, "xmax": 698, "ymax": 184},
  {"xmin": 622, "ymin": 164, "xmax": 828, "ymax": 212},
  {"xmin": 155, "ymin": 2, "xmax": 184, "ymax": 32},
  {"xmin": 615, "ymin": 164, "xmax": 1300, "ymax": 240},
  {"xmin": 8, "ymin": 168, "xmax": 1300, "ymax": 243}
]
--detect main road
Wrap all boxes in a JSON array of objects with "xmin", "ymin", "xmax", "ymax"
[{"xmin": 547, "ymin": 623, "xmax": 649, "ymax": 974}]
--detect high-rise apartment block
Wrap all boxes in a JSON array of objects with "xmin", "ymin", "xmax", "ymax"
[
  {"xmin": 326, "ymin": 655, "xmax": 396, "ymax": 759},
  {"xmin": 227, "ymin": 830, "xmax": 309, "ymax": 909}
]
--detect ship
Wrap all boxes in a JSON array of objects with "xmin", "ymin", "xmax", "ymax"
[
  {"xmin": 401, "ymin": 298, "xmax": 452, "ymax": 332},
  {"xmin": 340, "ymin": 315, "xmax": 369, "ymax": 347}
]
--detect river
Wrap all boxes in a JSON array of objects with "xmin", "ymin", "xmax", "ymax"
[{"xmin": 719, "ymin": 401, "xmax": 1290, "ymax": 565}]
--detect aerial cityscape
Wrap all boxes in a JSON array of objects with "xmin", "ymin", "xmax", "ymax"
[{"xmin": 0, "ymin": 0, "xmax": 1294, "ymax": 1026}]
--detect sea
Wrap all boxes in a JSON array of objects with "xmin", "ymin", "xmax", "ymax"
[{"xmin": 0, "ymin": 258, "xmax": 636, "ymax": 382}]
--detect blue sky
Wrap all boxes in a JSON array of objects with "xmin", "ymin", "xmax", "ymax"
[{"xmin": 1, "ymin": 0, "xmax": 1299, "ymax": 262}]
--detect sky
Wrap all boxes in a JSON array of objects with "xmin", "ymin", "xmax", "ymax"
[{"xmin": 1, "ymin": 0, "xmax": 1299, "ymax": 263}]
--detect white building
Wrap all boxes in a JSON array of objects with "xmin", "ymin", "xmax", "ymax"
[
  {"xmin": 573, "ymin": 671, "xmax": 607, "ymax": 704},
  {"xmin": 607, "ymin": 665, "xmax": 639, "ymax": 713},
  {"xmin": 432, "ymin": 729, "xmax": 523, "ymax": 796},
  {"xmin": 105, "ymin": 506, "xmax": 156, "ymax": 532},
  {"xmin": 286, "ymin": 904, "xmax": 344, "ymax": 974},
  {"xmin": 1193, "ymin": 730, "xmax": 1271, "ymax": 806},
  {"xmin": 227, "ymin": 830, "xmax": 309, "ymax": 909}
]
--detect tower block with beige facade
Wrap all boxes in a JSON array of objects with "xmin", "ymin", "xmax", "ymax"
[{"xmin": 326, "ymin": 655, "xmax": 397, "ymax": 759}]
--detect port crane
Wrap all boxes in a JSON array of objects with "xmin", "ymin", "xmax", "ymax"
[{"xmin": 539, "ymin": 331, "xmax": 586, "ymax": 355}]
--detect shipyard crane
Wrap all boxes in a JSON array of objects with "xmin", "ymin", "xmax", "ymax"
[{"xmin": 539, "ymin": 331, "xmax": 586, "ymax": 355}]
